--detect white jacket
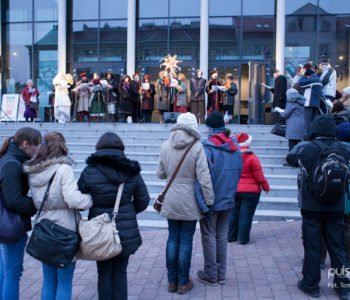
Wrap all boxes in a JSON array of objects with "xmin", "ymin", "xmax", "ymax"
[
  {"xmin": 24, "ymin": 156, "xmax": 92, "ymax": 232},
  {"xmin": 320, "ymin": 66, "xmax": 336, "ymax": 97}
]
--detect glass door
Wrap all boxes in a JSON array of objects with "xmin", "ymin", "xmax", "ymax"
[{"xmin": 248, "ymin": 61, "xmax": 269, "ymax": 124}]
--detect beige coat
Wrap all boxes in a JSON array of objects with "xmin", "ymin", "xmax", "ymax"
[
  {"xmin": 157, "ymin": 124, "xmax": 214, "ymax": 220},
  {"xmin": 24, "ymin": 157, "xmax": 92, "ymax": 232}
]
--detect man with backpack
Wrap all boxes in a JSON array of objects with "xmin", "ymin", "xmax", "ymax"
[{"xmin": 287, "ymin": 114, "xmax": 350, "ymax": 299}]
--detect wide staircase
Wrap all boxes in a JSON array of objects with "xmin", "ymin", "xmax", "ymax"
[{"xmin": 0, "ymin": 122, "xmax": 300, "ymax": 228}]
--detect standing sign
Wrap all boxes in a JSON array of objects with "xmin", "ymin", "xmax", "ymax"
[
  {"xmin": 17, "ymin": 96, "xmax": 26, "ymax": 122},
  {"xmin": 0, "ymin": 94, "xmax": 19, "ymax": 121}
]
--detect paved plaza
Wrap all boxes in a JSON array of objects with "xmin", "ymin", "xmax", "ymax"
[{"xmin": 20, "ymin": 220, "xmax": 340, "ymax": 300}]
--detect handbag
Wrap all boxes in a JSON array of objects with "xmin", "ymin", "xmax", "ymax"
[
  {"xmin": 270, "ymin": 123, "xmax": 286, "ymax": 137},
  {"xmin": 0, "ymin": 189, "xmax": 26, "ymax": 243},
  {"xmin": 154, "ymin": 139, "xmax": 196, "ymax": 212},
  {"xmin": 26, "ymin": 173, "xmax": 80, "ymax": 268},
  {"xmin": 78, "ymin": 183, "xmax": 124, "ymax": 261},
  {"xmin": 30, "ymin": 95, "xmax": 39, "ymax": 110}
]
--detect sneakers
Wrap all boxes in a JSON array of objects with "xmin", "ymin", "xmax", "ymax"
[
  {"xmin": 177, "ymin": 279, "xmax": 194, "ymax": 295},
  {"xmin": 297, "ymin": 280, "xmax": 320, "ymax": 298},
  {"xmin": 168, "ymin": 282, "xmax": 177, "ymax": 293},
  {"xmin": 197, "ymin": 270, "xmax": 218, "ymax": 286},
  {"xmin": 218, "ymin": 278, "xmax": 226, "ymax": 285}
]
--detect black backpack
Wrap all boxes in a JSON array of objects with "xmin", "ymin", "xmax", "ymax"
[{"xmin": 310, "ymin": 139, "xmax": 349, "ymax": 204}]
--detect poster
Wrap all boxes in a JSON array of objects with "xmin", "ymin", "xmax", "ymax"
[
  {"xmin": 0, "ymin": 94, "xmax": 19, "ymax": 121},
  {"xmin": 17, "ymin": 96, "xmax": 26, "ymax": 122}
]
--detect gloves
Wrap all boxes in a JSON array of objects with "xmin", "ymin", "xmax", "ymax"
[{"xmin": 275, "ymin": 107, "xmax": 285, "ymax": 113}]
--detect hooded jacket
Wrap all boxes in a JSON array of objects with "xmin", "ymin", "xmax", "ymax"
[
  {"xmin": 320, "ymin": 65, "xmax": 336, "ymax": 97},
  {"xmin": 78, "ymin": 149, "xmax": 150, "ymax": 256},
  {"xmin": 299, "ymin": 74, "xmax": 322, "ymax": 108},
  {"xmin": 200, "ymin": 131, "xmax": 243, "ymax": 212},
  {"xmin": 280, "ymin": 90, "xmax": 305, "ymax": 140},
  {"xmin": 287, "ymin": 115, "xmax": 350, "ymax": 218},
  {"xmin": 0, "ymin": 142, "xmax": 36, "ymax": 232},
  {"xmin": 157, "ymin": 124, "xmax": 214, "ymax": 220},
  {"xmin": 23, "ymin": 156, "xmax": 92, "ymax": 232}
]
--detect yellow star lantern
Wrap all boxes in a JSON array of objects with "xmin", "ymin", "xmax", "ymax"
[{"xmin": 160, "ymin": 54, "xmax": 182, "ymax": 75}]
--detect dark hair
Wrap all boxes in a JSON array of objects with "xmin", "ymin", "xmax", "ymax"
[
  {"xmin": 0, "ymin": 127, "xmax": 41, "ymax": 157},
  {"xmin": 27, "ymin": 132, "xmax": 68, "ymax": 165},
  {"xmin": 331, "ymin": 100, "xmax": 344, "ymax": 114},
  {"xmin": 223, "ymin": 128, "xmax": 231, "ymax": 137},
  {"xmin": 96, "ymin": 132, "xmax": 125, "ymax": 151}
]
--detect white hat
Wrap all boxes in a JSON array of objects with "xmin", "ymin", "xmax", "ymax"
[
  {"xmin": 343, "ymin": 87, "xmax": 350, "ymax": 96},
  {"xmin": 176, "ymin": 112, "xmax": 198, "ymax": 128}
]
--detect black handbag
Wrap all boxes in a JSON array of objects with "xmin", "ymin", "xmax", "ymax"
[
  {"xmin": 26, "ymin": 173, "xmax": 80, "ymax": 268},
  {"xmin": 271, "ymin": 123, "xmax": 286, "ymax": 137}
]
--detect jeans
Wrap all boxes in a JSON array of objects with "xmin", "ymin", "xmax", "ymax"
[
  {"xmin": 301, "ymin": 216, "xmax": 349, "ymax": 293},
  {"xmin": 166, "ymin": 219, "xmax": 197, "ymax": 286},
  {"xmin": 97, "ymin": 255, "xmax": 129, "ymax": 300},
  {"xmin": 0, "ymin": 234, "xmax": 27, "ymax": 300},
  {"xmin": 41, "ymin": 262, "xmax": 76, "ymax": 300},
  {"xmin": 142, "ymin": 110, "xmax": 152, "ymax": 123},
  {"xmin": 199, "ymin": 210, "xmax": 230, "ymax": 281},
  {"xmin": 228, "ymin": 192, "xmax": 260, "ymax": 244}
]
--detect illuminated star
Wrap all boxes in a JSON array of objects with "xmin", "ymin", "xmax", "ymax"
[{"xmin": 160, "ymin": 54, "xmax": 182, "ymax": 74}]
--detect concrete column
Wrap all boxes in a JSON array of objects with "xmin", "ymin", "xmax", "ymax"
[
  {"xmin": 58, "ymin": 0, "xmax": 67, "ymax": 74},
  {"xmin": 200, "ymin": 0, "xmax": 209, "ymax": 117},
  {"xmin": 127, "ymin": 0, "xmax": 136, "ymax": 76},
  {"xmin": 275, "ymin": 0, "xmax": 285, "ymax": 73},
  {"xmin": 200, "ymin": 0, "xmax": 209, "ymax": 79}
]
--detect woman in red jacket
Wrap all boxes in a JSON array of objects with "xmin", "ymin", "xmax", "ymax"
[
  {"xmin": 21, "ymin": 79, "xmax": 39, "ymax": 122},
  {"xmin": 227, "ymin": 133, "xmax": 270, "ymax": 244}
]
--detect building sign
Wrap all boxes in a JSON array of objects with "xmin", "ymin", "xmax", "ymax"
[{"xmin": 0, "ymin": 94, "xmax": 20, "ymax": 121}]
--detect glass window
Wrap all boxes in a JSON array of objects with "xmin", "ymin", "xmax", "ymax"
[
  {"xmin": 5, "ymin": 23, "xmax": 32, "ymax": 93},
  {"xmin": 138, "ymin": 0, "xmax": 168, "ymax": 18},
  {"xmin": 6, "ymin": 0, "xmax": 32, "ymax": 22},
  {"xmin": 209, "ymin": 0, "xmax": 241, "ymax": 17},
  {"xmin": 34, "ymin": 23, "xmax": 58, "ymax": 107},
  {"xmin": 137, "ymin": 19, "xmax": 169, "ymax": 62},
  {"xmin": 169, "ymin": 18, "xmax": 200, "ymax": 63},
  {"xmin": 71, "ymin": 21, "xmax": 98, "ymax": 62},
  {"xmin": 34, "ymin": 0, "xmax": 58, "ymax": 21},
  {"xmin": 170, "ymin": 0, "xmax": 200, "ymax": 17},
  {"xmin": 73, "ymin": 0, "xmax": 98, "ymax": 20},
  {"xmin": 209, "ymin": 17, "xmax": 241, "ymax": 61},
  {"xmin": 99, "ymin": 20, "xmax": 127, "ymax": 62},
  {"xmin": 100, "ymin": 0, "xmax": 127, "ymax": 19}
]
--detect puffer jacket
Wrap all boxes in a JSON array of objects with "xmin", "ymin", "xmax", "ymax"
[
  {"xmin": 201, "ymin": 131, "xmax": 243, "ymax": 211},
  {"xmin": 78, "ymin": 149, "xmax": 150, "ymax": 256},
  {"xmin": 23, "ymin": 156, "xmax": 92, "ymax": 232},
  {"xmin": 237, "ymin": 149, "xmax": 270, "ymax": 194},
  {"xmin": 157, "ymin": 124, "xmax": 214, "ymax": 220},
  {"xmin": 0, "ymin": 142, "xmax": 36, "ymax": 232},
  {"xmin": 320, "ymin": 66, "xmax": 336, "ymax": 97},
  {"xmin": 299, "ymin": 74, "xmax": 322, "ymax": 108},
  {"xmin": 280, "ymin": 90, "xmax": 305, "ymax": 140}
]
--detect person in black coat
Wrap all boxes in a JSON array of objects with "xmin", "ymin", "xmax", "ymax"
[
  {"xmin": 269, "ymin": 70, "xmax": 287, "ymax": 124},
  {"xmin": 287, "ymin": 115, "xmax": 350, "ymax": 299},
  {"xmin": 130, "ymin": 73, "xmax": 141, "ymax": 123},
  {"xmin": 78, "ymin": 132, "xmax": 150, "ymax": 300},
  {"xmin": 0, "ymin": 127, "xmax": 41, "ymax": 300}
]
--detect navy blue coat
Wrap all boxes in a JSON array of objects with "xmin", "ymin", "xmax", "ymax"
[
  {"xmin": 299, "ymin": 74, "xmax": 322, "ymax": 108},
  {"xmin": 196, "ymin": 132, "xmax": 242, "ymax": 212},
  {"xmin": 78, "ymin": 149, "xmax": 150, "ymax": 257}
]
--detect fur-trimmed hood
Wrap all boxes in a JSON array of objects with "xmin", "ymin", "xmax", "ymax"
[
  {"xmin": 24, "ymin": 156, "xmax": 74, "ymax": 175},
  {"xmin": 170, "ymin": 124, "xmax": 201, "ymax": 149},
  {"xmin": 85, "ymin": 149, "xmax": 141, "ymax": 184}
]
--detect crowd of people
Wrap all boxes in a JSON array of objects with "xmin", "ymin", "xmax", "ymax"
[
  {"xmin": 21, "ymin": 68, "xmax": 238, "ymax": 124},
  {"xmin": 0, "ymin": 110, "xmax": 273, "ymax": 299}
]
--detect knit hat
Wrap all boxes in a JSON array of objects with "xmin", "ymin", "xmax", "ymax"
[
  {"xmin": 176, "ymin": 112, "xmax": 198, "ymax": 128},
  {"xmin": 343, "ymin": 87, "xmax": 350, "ymax": 96},
  {"xmin": 304, "ymin": 69, "xmax": 315, "ymax": 76},
  {"xmin": 80, "ymin": 72, "xmax": 87, "ymax": 78},
  {"xmin": 205, "ymin": 111, "xmax": 225, "ymax": 129},
  {"xmin": 143, "ymin": 74, "xmax": 150, "ymax": 80},
  {"xmin": 236, "ymin": 133, "xmax": 253, "ymax": 148}
]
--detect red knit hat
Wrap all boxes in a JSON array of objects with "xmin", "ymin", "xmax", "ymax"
[
  {"xmin": 80, "ymin": 72, "xmax": 87, "ymax": 78},
  {"xmin": 235, "ymin": 133, "xmax": 252, "ymax": 148}
]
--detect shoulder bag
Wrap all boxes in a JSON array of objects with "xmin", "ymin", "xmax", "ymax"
[
  {"xmin": 78, "ymin": 183, "xmax": 124, "ymax": 261},
  {"xmin": 26, "ymin": 173, "xmax": 81, "ymax": 268},
  {"xmin": 154, "ymin": 139, "xmax": 197, "ymax": 212}
]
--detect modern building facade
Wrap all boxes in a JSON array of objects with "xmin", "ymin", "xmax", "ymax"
[{"xmin": 0, "ymin": 0, "xmax": 349, "ymax": 123}]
